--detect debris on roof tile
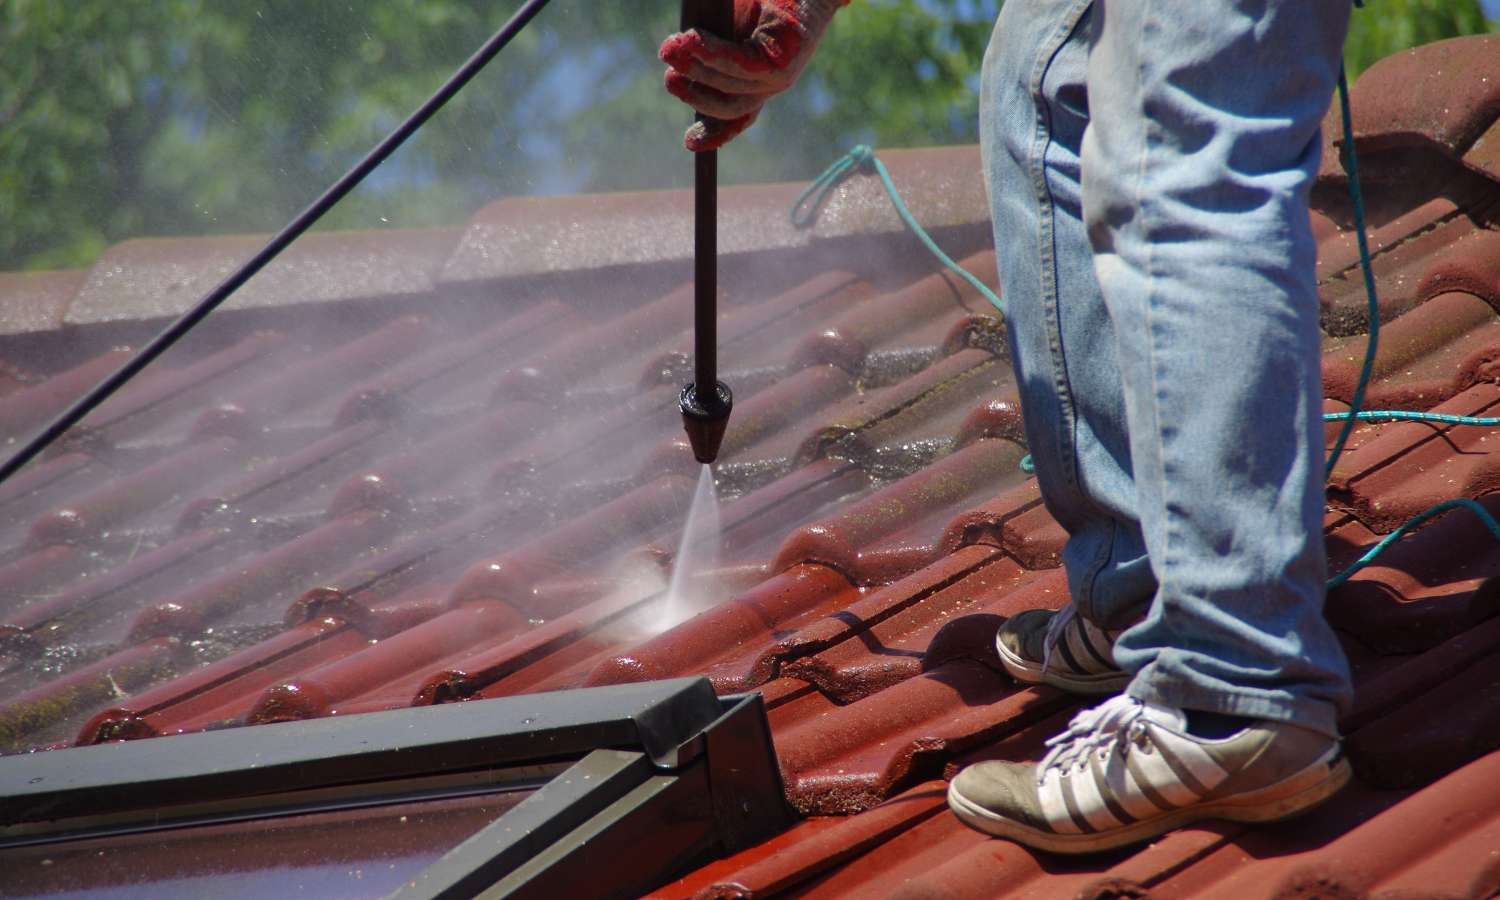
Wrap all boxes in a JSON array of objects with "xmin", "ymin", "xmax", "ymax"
[
  {"xmin": 2, "ymin": 31, "xmax": 1500, "ymax": 897},
  {"xmin": 0, "ymin": 269, "xmax": 83, "ymax": 335},
  {"xmin": 441, "ymin": 146, "xmax": 990, "ymax": 285},
  {"xmin": 1329, "ymin": 383, "xmax": 1500, "ymax": 531},
  {"xmin": 1341, "ymin": 34, "xmax": 1500, "ymax": 160},
  {"xmin": 76, "ymin": 615, "xmax": 364, "ymax": 743},
  {"xmin": 66, "ymin": 228, "xmax": 461, "ymax": 325},
  {"xmin": 1322, "ymin": 290, "xmax": 1500, "ymax": 409}
]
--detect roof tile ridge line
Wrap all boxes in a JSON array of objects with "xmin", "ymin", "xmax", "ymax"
[
  {"xmin": 106, "ymin": 619, "xmax": 353, "ymax": 724},
  {"xmin": 939, "ymin": 484, "xmax": 1050, "ymax": 557},
  {"xmin": 701, "ymin": 785, "xmax": 955, "ymax": 897},
  {"xmin": 757, "ymin": 550, "xmax": 1009, "ymax": 686},
  {"xmin": 725, "ymin": 464, "xmax": 867, "ymax": 542},
  {"xmin": 1334, "ymin": 388, "xmax": 1500, "ymax": 498},
  {"xmin": 1133, "ymin": 827, "xmax": 1249, "ymax": 892},
  {"xmin": 1317, "ymin": 207, "xmax": 1465, "ymax": 287},
  {"xmin": 809, "ymin": 353, "xmax": 1004, "ymax": 461},
  {"xmin": 326, "ymin": 547, "xmax": 439, "ymax": 600}
]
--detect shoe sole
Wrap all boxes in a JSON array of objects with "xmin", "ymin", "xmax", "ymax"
[
  {"xmin": 947, "ymin": 754, "xmax": 1352, "ymax": 855},
  {"xmin": 995, "ymin": 640, "xmax": 1130, "ymax": 696}
]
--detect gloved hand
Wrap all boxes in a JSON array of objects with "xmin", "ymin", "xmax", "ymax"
[{"xmin": 660, "ymin": 0, "xmax": 851, "ymax": 152}]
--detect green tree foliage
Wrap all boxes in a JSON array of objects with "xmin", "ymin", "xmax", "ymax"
[
  {"xmin": 1344, "ymin": 0, "xmax": 1495, "ymax": 78},
  {"xmin": 0, "ymin": 0, "xmax": 1491, "ymax": 272},
  {"xmin": 1, "ymin": 0, "xmax": 998, "ymax": 271},
  {"xmin": 1, "ymin": 0, "xmax": 563, "ymax": 268}
]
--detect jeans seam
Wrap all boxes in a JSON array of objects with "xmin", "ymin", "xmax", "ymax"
[
  {"xmin": 1129, "ymin": 0, "xmax": 1177, "ymax": 597},
  {"xmin": 1027, "ymin": 0, "xmax": 1093, "ymax": 506},
  {"xmin": 1032, "ymin": 0, "xmax": 1106, "ymax": 617},
  {"xmin": 1079, "ymin": 518, "xmax": 1119, "ymax": 623}
]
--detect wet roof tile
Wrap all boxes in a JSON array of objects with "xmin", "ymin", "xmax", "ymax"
[
  {"xmin": 3, "ymin": 33, "xmax": 1500, "ymax": 897},
  {"xmin": 0, "ymin": 347, "xmax": 136, "ymax": 439},
  {"xmin": 586, "ymin": 562, "xmax": 859, "ymax": 692},
  {"xmin": 77, "ymin": 616, "xmax": 364, "ymax": 743},
  {"xmin": 770, "ymin": 660, "xmax": 1068, "ymax": 816}
]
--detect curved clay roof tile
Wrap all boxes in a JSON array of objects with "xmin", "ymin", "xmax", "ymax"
[{"xmin": 1342, "ymin": 33, "xmax": 1500, "ymax": 160}]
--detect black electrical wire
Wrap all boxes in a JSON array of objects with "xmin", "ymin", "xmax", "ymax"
[{"xmin": 0, "ymin": 0, "xmax": 554, "ymax": 487}]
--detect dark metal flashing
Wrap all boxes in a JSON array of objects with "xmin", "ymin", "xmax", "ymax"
[
  {"xmin": 390, "ymin": 749, "xmax": 660, "ymax": 899},
  {"xmin": 484, "ymin": 768, "xmax": 715, "ymax": 900},
  {"xmin": 0, "ymin": 676, "xmax": 722, "ymax": 835},
  {"xmin": 701, "ymin": 691, "xmax": 791, "ymax": 851},
  {"xmin": 390, "ymin": 692, "xmax": 792, "ymax": 900},
  {"xmin": 0, "ymin": 678, "xmax": 792, "ymax": 899}
]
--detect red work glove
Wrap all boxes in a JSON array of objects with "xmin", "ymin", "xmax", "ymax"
[{"xmin": 660, "ymin": 0, "xmax": 852, "ymax": 152}]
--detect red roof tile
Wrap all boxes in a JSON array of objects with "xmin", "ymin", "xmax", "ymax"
[
  {"xmin": 441, "ymin": 146, "xmax": 990, "ymax": 284},
  {"xmin": 2, "ymin": 32, "xmax": 1500, "ymax": 896},
  {"xmin": 1466, "ymin": 117, "xmax": 1500, "ymax": 181},
  {"xmin": 0, "ymin": 269, "xmax": 83, "ymax": 335},
  {"xmin": 67, "ymin": 229, "xmax": 460, "ymax": 325},
  {"xmin": 1342, "ymin": 34, "xmax": 1500, "ymax": 159}
]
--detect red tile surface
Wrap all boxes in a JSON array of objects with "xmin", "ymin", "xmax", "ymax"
[
  {"xmin": 1467, "ymin": 117, "xmax": 1500, "ymax": 181},
  {"xmin": 585, "ymin": 562, "xmax": 860, "ymax": 691},
  {"xmin": 1320, "ymin": 290, "xmax": 1500, "ymax": 409},
  {"xmin": 1324, "ymin": 495, "xmax": 1500, "ymax": 653},
  {"xmin": 1341, "ymin": 34, "xmax": 1500, "ymax": 159},
  {"xmin": 0, "ymin": 348, "xmax": 135, "ymax": 438},
  {"xmin": 66, "ymin": 228, "xmax": 460, "ymax": 325},
  {"xmin": 2, "ymin": 33, "xmax": 1500, "ymax": 896},
  {"xmin": 0, "ymin": 269, "xmax": 83, "ymax": 335},
  {"xmin": 1328, "ymin": 383, "xmax": 1500, "ymax": 532}
]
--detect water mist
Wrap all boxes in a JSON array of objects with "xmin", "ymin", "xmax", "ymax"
[{"xmin": 655, "ymin": 464, "xmax": 722, "ymax": 633}]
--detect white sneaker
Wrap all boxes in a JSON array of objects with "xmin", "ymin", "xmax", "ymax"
[{"xmin": 947, "ymin": 695, "xmax": 1351, "ymax": 854}]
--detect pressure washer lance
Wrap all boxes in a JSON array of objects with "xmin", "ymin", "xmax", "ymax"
[{"xmin": 677, "ymin": 0, "xmax": 736, "ymax": 465}]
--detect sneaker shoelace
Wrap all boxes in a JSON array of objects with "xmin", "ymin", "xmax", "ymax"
[
  {"xmin": 1038, "ymin": 602, "xmax": 1079, "ymax": 675},
  {"xmin": 1037, "ymin": 694, "xmax": 1151, "ymax": 785}
]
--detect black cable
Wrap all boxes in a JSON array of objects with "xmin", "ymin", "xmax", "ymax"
[{"xmin": 0, "ymin": 0, "xmax": 554, "ymax": 487}]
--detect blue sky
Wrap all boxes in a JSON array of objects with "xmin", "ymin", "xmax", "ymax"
[{"xmin": 1485, "ymin": 0, "xmax": 1500, "ymax": 20}]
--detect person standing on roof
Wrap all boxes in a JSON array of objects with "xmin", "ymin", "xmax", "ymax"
[{"xmin": 661, "ymin": 0, "xmax": 1355, "ymax": 853}]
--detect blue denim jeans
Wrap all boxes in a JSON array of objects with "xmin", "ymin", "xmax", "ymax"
[{"xmin": 979, "ymin": 0, "xmax": 1354, "ymax": 737}]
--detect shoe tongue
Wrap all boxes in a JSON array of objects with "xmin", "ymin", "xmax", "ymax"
[{"xmin": 1140, "ymin": 702, "xmax": 1188, "ymax": 732}]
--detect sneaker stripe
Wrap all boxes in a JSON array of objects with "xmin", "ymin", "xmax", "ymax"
[
  {"xmin": 1063, "ymin": 624, "xmax": 1103, "ymax": 674},
  {"xmin": 1150, "ymin": 726, "xmax": 1231, "ymax": 793},
  {"xmin": 1069, "ymin": 769, "xmax": 1125, "ymax": 833},
  {"xmin": 1052, "ymin": 634, "xmax": 1088, "ymax": 676},
  {"xmin": 1124, "ymin": 752, "xmax": 1180, "ymax": 812},
  {"xmin": 1086, "ymin": 754, "xmax": 1137, "ymax": 827},
  {"xmin": 1153, "ymin": 741, "xmax": 1211, "ymax": 797},
  {"xmin": 1039, "ymin": 770, "xmax": 1087, "ymax": 834},
  {"xmin": 1057, "ymin": 770, "xmax": 1099, "ymax": 834},
  {"xmin": 1131, "ymin": 745, "xmax": 1202, "ymax": 807},
  {"xmin": 1106, "ymin": 751, "xmax": 1163, "ymax": 821},
  {"xmin": 1073, "ymin": 618, "xmax": 1115, "ymax": 672}
]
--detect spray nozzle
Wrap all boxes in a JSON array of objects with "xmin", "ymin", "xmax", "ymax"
[{"xmin": 679, "ymin": 380, "xmax": 732, "ymax": 464}]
